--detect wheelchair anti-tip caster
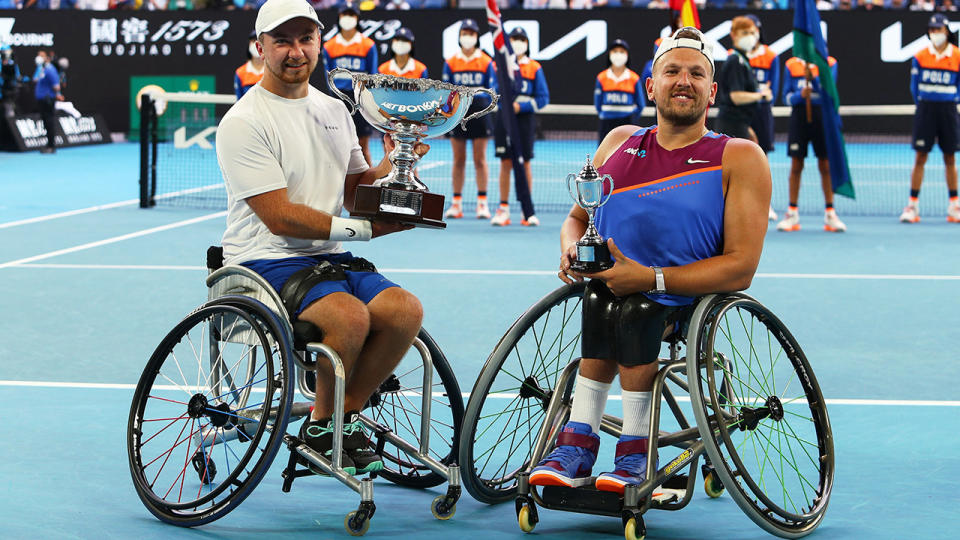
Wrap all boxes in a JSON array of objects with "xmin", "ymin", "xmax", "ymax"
[
  {"xmin": 191, "ymin": 452, "xmax": 216, "ymax": 485},
  {"xmin": 702, "ymin": 464, "xmax": 725, "ymax": 499},
  {"xmin": 431, "ymin": 482, "xmax": 461, "ymax": 520}
]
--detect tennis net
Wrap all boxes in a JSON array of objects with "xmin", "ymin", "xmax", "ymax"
[{"xmin": 139, "ymin": 92, "xmax": 943, "ymax": 218}]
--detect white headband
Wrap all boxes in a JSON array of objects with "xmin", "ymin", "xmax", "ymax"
[{"xmin": 653, "ymin": 27, "xmax": 715, "ymax": 73}]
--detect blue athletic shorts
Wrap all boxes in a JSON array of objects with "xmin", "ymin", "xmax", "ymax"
[
  {"xmin": 241, "ymin": 252, "xmax": 399, "ymax": 317},
  {"xmin": 912, "ymin": 101, "xmax": 959, "ymax": 154}
]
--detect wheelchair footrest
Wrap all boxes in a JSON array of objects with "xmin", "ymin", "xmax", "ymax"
[{"xmin": 540, "ymin": 485, "xmax": 625, "ymax": 517}]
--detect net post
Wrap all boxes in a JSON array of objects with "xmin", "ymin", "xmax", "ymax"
[
  {"xmin": 139, "ymin": 92, "xmax": 151, "ymax": 208},
  {"xmin": 150, "ymin": 98, "xmax": 158, "ymax": 207}
]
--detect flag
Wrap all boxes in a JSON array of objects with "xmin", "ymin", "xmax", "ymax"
[
  {"xmin": 486, "ymin": 0, "xmax": 536, "ymax": 220},
  {"xmin": 793, "ymin": 0, "xmax": 855, "ymax": 199},
  {"xmin": 669, "ymin": 0, "xmax": 701, "ymax": 29}
]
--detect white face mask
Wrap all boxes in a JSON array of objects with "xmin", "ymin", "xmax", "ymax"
[
  {"xmin": 510, "ymin": 39, "xmax": 527, "ymax": 56},
  {"xmin": 459, "ymin": 34, "xmax": 478, "ymax": 50},
  {"xmin": 248, "ymin": 42, "xmax": 259, "ymax": 58},
  {"xmin": 35, "ymin": 55, "xmax": 44, "ymax": 66},
  {"xmin": 930, "ymin": 32, "xmax": 948, "ymax": 47},
  {"xmin": 735, "ymin": 34, "xmax": 759, "ymax": 52},
  {"xmin": 339, "ymin": 16, "xmax": 358, "ymax": 32},
  {"xmin": 392, "ymin": 40, "xmax": 411, "ymax": 56},
  {"xmin": 609, "ymin": 52, "xmax": 628, "ymax": 68}
]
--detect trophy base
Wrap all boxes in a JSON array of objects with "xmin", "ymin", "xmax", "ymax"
[
  {"xmin": 570, "ymin": 242, "xmax": 613, "ymax": 273},
  {"xmin": 350, "ymin": 184, "xmax": 447, "ymax": 229}
]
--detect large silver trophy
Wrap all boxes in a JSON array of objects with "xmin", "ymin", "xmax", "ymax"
[
  {"xmin": 567, "ymin": 156, "xmax": 614, "ymax": 273},
  {"xmin": 327, "ymin": 68, "xmax": 498, "ymax": 229}
]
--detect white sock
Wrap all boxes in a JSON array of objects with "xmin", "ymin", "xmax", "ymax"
[
  {"xmin": 568, "ymin": 374, "xmax": 611, "ymax": 434},
  {"xmin": 621, "ymin": 390, "xmax": 653, "ymax": 438}
]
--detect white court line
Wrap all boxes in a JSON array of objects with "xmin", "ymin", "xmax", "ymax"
[
  {"xmin": 0, "ymin": 380, "xmax": 957, "ymax": 406},
  {"xmin": 0, "ymin": 212, "xmax": 226, "ymax": 269},
  {"xmin": 0, "ymin": 185, "xmax": 225, "ymax": 230},
  {"xmin": 7, "ymin": 263, "xmax": 960, "ymax": 282}
]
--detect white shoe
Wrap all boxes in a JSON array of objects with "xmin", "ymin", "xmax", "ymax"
[
  {"xmin": 824, "ymin": 209, "xmax": 846, "ymax": 232},
  {"xmin": 899, "ymin": 204, "xmax": 920, "ymax": 223},
  {"xmin": 948, "ymin": 201, "xmax": 960, "ymax": 223},
  {"xmin": 776, "ymin": 210, "xmax": 800, "ymax": 232},
  {"xmin": 522, "ymin": 215, "xmax": 540, "ymax": 227},
  {"xmin": 491, "ymin": 206, "xmax": 511, "ymax": 226},
  {"xmin": 768, "ymin": 206, "xmax": 778, "ymax": 221},
  {"xmin": 476, "ymin": 198, "xmax": 491, "ymax": 219},
  {"xmin": 444, "ymin": 200, "xmax": 463, "ymax": 219}
]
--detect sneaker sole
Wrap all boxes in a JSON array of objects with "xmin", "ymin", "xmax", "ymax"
[
  {"xmin": 529, "ymin": 470, "xmax": 595, "ymax": 488},
  {"xmin": 948, "ymin": 216, "xmax": 960, "ymax": 223},
  {"xmin": 776, "ymin": 225, "xmax": 801, "ymax": 232},
  {"xmin": 900, "ymin": 218, "xmax": 920, "ymax": 223},
  {"xmin": 299, "ymin": 455, "xmax": 357, "ymax": 476},
  {"xmin": 823, "ymin": 225, "xmax": 846, "ymax": 232},
  {"xmin": 491, "ymin": 220, "xmax": 511, "ymax": 226},
  {"xmin": 595, "ymin": 476, "xmax": 638, "ymax": 495},
  {"xmin": 355, "ymin": 460, "xmax": 384, "ymax": 474}
]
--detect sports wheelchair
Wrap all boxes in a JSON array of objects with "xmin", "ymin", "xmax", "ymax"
[
  {"xmin": 126, "ymin": 248, "xmax": 464, "ymax": 536},
  {"xmin": 458, "ymin": 282, "xmax": 834, "ymax": 539}
]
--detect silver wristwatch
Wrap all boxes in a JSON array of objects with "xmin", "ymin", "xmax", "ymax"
[{"xmin": 649, "ymin": 266, "xmax": 666, "ymax": 294}]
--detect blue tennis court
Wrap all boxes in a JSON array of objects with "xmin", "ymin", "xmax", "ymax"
[{"xmin": 1, "ymin": 142, "xmax": 957, "ymax": 539}]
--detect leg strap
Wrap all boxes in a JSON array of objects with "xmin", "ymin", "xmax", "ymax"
[{"xmin": 279, "ymin": 261, "xmax": 347, "ymax": 318}]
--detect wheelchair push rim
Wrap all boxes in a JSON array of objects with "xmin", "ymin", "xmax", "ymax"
[
  {"xmin": 459, "ymin": 282, "xmax": 585, "ymax": 504},
  {"xmin": 688, "ymin": 294, "xmax": 834, "ymax": 538},
  {"xmin": 127, "ymin": 300, "xmax": 293, "ymax": 526}
]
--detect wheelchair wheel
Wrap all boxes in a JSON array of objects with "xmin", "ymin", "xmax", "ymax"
[
  {"xmin": 128, "ymin": 297, "xmax": 294, "ymax": 527},
  {"xmin": 460, "ymin": 282, "xmax": 586, "ymax": 503},
  {"xmin": 366, "ymin": 328, "xmax": 464, "ymax": 489},
  {"xmin": 687, "ymin": 294, "xmax": 834, "ymax": 538}
]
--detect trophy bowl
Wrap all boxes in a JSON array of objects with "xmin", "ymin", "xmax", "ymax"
[{"xmin": 327, "ymin": 68, "xmax": 499, "ymax": 229}]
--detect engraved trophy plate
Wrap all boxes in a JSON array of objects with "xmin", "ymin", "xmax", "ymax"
[
  {"xmin": 567, "ymin": 156, "xmax": 615, "ymax": 273},
  {"xmin": 328, "ymin": 69, "xmax": 499, "ymax": 229}
]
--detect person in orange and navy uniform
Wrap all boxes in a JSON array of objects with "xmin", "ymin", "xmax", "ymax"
[
  {"xmin": 491, "ymin": 27, "xmax": 549, "ymax": 228},
  {"xmin": 442, "ymin": 18, "xmax": 498, "ymax": 220},
  {"xmin": 595, "ymin": 39, "xmax": 645, "ymax": 146},
  {"xmin": 776, "ymin": 52, "xmax": 846, "ymax": 233},
  {"xmin": 235, "ymin": 31, "xmax": 265, "ymax": 99},
  {"xmin": 323, "ymin": 4, "xmax": 378, "ymax": 166},
  {"xmin": 901, "ymin": 13, "xmax": 960, "ymax": 224},
  {"xmin": 378, "ymin": 27, "xmax": 427, "ymax": 79}
]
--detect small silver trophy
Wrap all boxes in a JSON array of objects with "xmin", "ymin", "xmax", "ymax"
[
  {"xmin": 327, "ymin": 68, "xmax": 498, "ymax": 229},
  {"xmin": 567, "ymin": 156, "xmax": 614, "ymax": 272}
]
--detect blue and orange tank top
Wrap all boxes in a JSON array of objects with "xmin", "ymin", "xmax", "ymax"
[{"xmin": 595, "ymin": 126, "xmax": 730, "ymax": 306}]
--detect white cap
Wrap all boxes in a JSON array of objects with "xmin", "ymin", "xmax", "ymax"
[
  {"xmin": 653, "ymin": 27, "xmax": 715, "ymax": 73},
  {"xmin": 255, "ymin": 0, "xmax": 324, "ymax": 37}
]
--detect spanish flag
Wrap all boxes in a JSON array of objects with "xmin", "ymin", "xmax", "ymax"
[{"xmin": 670, "ymin": 0, "xmax": 701, "ymax": 29}]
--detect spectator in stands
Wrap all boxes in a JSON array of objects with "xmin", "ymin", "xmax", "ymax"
[
  {"xmin": 324, "ymin": 3, "xmax": 378, "ymax": 166},
  {"xmin": 777, "ymin": 52, "xmax": 847, "ymax": 232},
  {"xmin": 491, "ymin": 27, "xmax": 549, "ymax": 227},
  {"xmin": 235, "ymin": 31, "xmax": 265, "ymax": 99},
  {"xmin": 0, "ymin": 0, "xmax": 22, "ymax": 7},
  {"xmin": 910, "ymin": 0, "xmax": 936, "ymax": 10},
  {"xmin": 73, "ymin": 0, "xmax": 110, "ymax": 8},
  {"xmin": 901, "ymin": 13, "xmax": 960, "ymax": 223},
  {"xmin": 384, "ymin": 0, "xmax": 411, "ymax": 8},
  {"xmin": 714, "ymin": 16, "xmax": 770, "ymax": 141},
  {"xmin": 33, "ymin": 49, "xmax": 61, "ymax": 154},
  {"xmin": 442, "ymin": 18, "xmax": 497, "ymax": 220},
  {"xmin": 594, "ymin": 39, "xmax": 644, "ymax": 145}
]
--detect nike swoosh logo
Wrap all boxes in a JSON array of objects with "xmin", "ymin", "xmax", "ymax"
[
  {"xmin": 346, "ymin": 227, "xmax": 356, "ymax": 237},
  {"xmin": 686, "ymin": 158, "xmax": 710, "ymax": 164}
]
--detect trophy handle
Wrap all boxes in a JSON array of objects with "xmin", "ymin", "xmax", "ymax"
[
  {"xmin": 566, "ymin": 173, "xmax": 581, "ymax": 206},
  {"xmin": 327, "ymin": 68, "xmax": 357, "ymax": 115},
  {"xmin": 599, "ymin": 174, "xmax": 614, "ymax": 207},
  {"xmin": 460, "ymin": 87, "xmax": 499, "ymax": 130}
]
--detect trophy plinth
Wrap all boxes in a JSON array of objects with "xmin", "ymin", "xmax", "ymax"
[
  {"xmin": 328, "ymin": 69, "xmax": 499, "ymax": 229},
  {"xmin": 568, "ymin": 156, "xmax": 615, "ymax": 273}
]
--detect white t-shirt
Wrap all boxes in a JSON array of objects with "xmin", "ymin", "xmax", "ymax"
[{"xmin": 217, "ymin": 83, "xmax": 369, "ymax": 265}]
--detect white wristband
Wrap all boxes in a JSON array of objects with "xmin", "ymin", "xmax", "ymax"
[{"xmin": 328, "ymin": 216, "xmax": 372, "ymax": 242}]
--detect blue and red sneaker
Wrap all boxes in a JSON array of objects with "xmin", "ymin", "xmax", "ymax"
[
  {"xmin": 595, "ymin": 435, "xmax": 655, "ymax": 495},
  {"xmin": 528, "ymin": 421, "xmax": 600, "ymax": 488}
]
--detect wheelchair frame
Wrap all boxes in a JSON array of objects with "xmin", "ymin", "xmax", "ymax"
[
  {"xmin": 459, "ymin": 282, "xmax": 835, "ymax": 540},
  {"xmin": 127, "ymin": 263, "xmax": 462, "ymax": 536}
]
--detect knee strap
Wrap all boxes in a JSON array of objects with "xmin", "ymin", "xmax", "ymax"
[{"xmin": 279, "ymin": 261, "xmax": 346, "ymax": 318}]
